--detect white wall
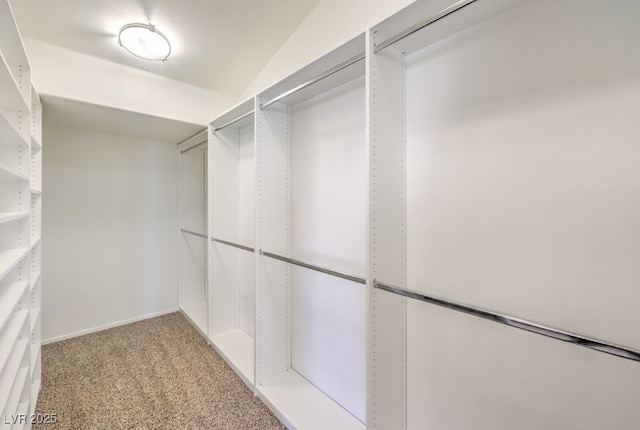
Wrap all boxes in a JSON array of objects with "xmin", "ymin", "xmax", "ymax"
[
  {"xmin": 26, "ymin": 38, "xmax": 236, "ymax": 125},
  {"xmin": 42, "ymin": 123, "xmax": 179, "ymax": 342},
  {"xmin": 240, "ymin": 0, "xmax": 414, "ymax": 99}
]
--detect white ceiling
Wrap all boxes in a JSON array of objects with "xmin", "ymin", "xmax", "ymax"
[{"xmin": 9, "ymin": 0, "xmax": 321, "ymax": 97}]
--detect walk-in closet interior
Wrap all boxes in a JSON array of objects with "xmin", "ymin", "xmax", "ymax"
[{"xmin": 2, "ymin": 0, "xmax": 639, "ymax": 429}]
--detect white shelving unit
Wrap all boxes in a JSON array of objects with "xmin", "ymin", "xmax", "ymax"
[
  {"xmin": 0, "ymin": 1, "xmax": 41, "ymax": 425},
  {"xmin": 192, "ymin": 1, "xmax": 640, "ymax": 429},
  {"xmin": 254, "ymin": 34, "xmax": 367, "ymax": 430},
  {"xmin": 368, "ymin": 0, "xmax": 640, "ymax": 429},
  {"xmin": 208, "ymin": 98, "xmax": 256, "ymax": 388},
  {"xmin": 178, "ymin": 130, "xmax": 209, "ymax": 336}
]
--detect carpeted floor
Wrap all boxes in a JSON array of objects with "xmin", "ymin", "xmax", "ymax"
[{"xmin": 34, "ymin": 312, "xmax": 285, "ymax": 430}]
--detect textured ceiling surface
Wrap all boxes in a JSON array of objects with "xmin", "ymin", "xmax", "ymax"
[{"xmin": 9, "ymin": 0, "xmax": 321, "ymax": 97}]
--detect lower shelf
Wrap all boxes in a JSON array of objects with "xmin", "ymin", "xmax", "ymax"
[
  {"xmin": 257, "ymin": 369, "xmax": 365, "ymax": 430},
  {"xmin": 29, "ymin": 344, "xmax": 40, "ymax": 379},
  {"xmin": 0, "ymin": 339, "xmax": 28, "ymax": 412},
  {"xmin": 2, "ymin": 365, "xmax": 29, "ymax": 419},
  {"xmin": 0, "ymin": 309, "xmax": 28, "ymax": 371},
  {"xmin": 179, "ymin": 301, "xmax": 208, "ymax": 337},
  {"xmin": 12, "ymin": 399, "xmax": 30, "ymax": 430},
  {"xmin": 30, "ymin": 379, "xmax": 40, "ymax": 416},
  {"xmin": 210, "ymin": 329, "xmax": 254, "ymax": 388}
]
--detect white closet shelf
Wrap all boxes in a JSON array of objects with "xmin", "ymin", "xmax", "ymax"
[
  {"xmin": 0, "ymin": 0, "xmax": 30, "ymax": 68},
  {"xmin": 30, "ymin": 189, "xmax": 41, "ymax": 195},
  {"xmin": 29, "ymin": 306, "xmax": 40, "ymax": 334},
  {"xmin": 3, "ymin": 365, "xmax": 29, "ymax": 419},
  {"xmin": 0, "ymin": 162, "xmax": 28, "ymax": 181},
  {"xmin": 210, "ymin": 98, "xmax": 254, "ymax": 132},
  {"xmin": 0, "ymin": 308, "xmax": 28, "ymax": 371},
  {"xmin": 30, "ymin": 235, "xmax": 41, "ymax": 247},
  {"xmin": 13, "ymin": 399, "xmax": 30, "ymax": 428},
  {"xmin": 0, "ymin": 58, "xmax": 28, "ymax": 112},
  {"xmin": 30, "ymin": 270, "xmax": 41, "ymax": 292},
  {"xmin": 30, "ymin": 135, "xmax": 41, "ymax": 151},
  {"xmin": 30, "ymin": 379, "xmax": 40, "ymax": 413},
  {"xmin": 179, "ymin": 303, "xmax": 207, "ymax": 337},
  {"xmin": 259, "ymin": 34, "xmax": 365, "ymax": 108},
  {"xmin": 30, "ymin": 341, "xmax": 40, "ymax": 378},
  {"xmin": 0, "ymin": 248, "xmax": 29, "ymax": 280},
  {"xmin": 0, "ymin": 109, "xmax": 28, "ymax": 147},
  {"xmin": 0, "ymin": 338, "xmax": 28, "ymax": 412},
  {"xmin": 211, "ymin": 329, "xmax": 254, "ymax": 387},
  {"xmin": 372, "ymin": 0, "xmax": 527, "ymax": 55},
  {"xmin": 0, "ymin": 211, "xmax": 28, "ymax": 224},
  {"xmin": 0, "ymin": 0, "xmax": 30, "ymax": 113},
  {"xmin": 257, "ymin": 370, "xmax": 365, "ymax": 430}
]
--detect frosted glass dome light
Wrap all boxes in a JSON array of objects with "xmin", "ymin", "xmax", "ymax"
[{"xmin": 118, "ymin": 23, "xmax": 171, "ymax": 61}]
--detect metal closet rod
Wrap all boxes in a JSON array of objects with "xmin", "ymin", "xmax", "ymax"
[
  {"xmin": 180, "ymin": 228, "xmax": 208, "ymax": 240},
  {"xmin": 212, "ymin": 237, "xmax": 255, "ymax": 253},
  {"xmin": 373, "ymin": 280, "xmax": 640, "ymax": 363},
  {"xmin": 374, "ymin": 0, "xmax": 477, "ymax": 53},
  {"xmin": 180, "ymin": 140, "xmax": 207, "ymax": 154},
  {"xmin": 213, "ymin": 110, "xmax": 255, "ymax": 132},
  {"xmin": 176, "ymin": 128, "xmax": 208, "ymax": 146},
  {"xmin": 260, "ymin": 53, "xmax": 366, "ymax": 110},
  {"xmin": 261, "ymin": 250, "xmax": 366, "ymax": 285}
]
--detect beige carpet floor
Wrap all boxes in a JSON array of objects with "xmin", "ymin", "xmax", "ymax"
[{"xmin": 34, "ymin": 312, "xmax": 285, "ymax": 430}]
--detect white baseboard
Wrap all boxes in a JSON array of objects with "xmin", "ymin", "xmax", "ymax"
[{"xmin": 42, "ymin": 308, "xmax": 180, "ymax": 345}]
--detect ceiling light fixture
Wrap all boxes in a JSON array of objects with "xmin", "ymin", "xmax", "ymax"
[{"xmin": 118, "ymin": 23, "xmax": 171, "ymax": 61}]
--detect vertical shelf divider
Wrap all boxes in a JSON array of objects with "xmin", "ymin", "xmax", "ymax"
[{"xmin": 366, "ymin": 28, "xmax": 407, "ymax": 430}]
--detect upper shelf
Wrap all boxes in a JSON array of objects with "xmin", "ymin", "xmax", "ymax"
[
  {"xmin": 31, "ymin": 135, "xmax": 41, "ymax": 151},
  {"xmin": 0, "ymin": 0, "xmax": 30, "ymax": 111},
  {"xmin": 0, "ymin": 281, "xmax": 28, "ymax": 334},
  {"xmin": 0, "ymin": 211, "xmax": 28, "ymax": 225},
  {"xmin": 259, "ymin": 33, "xmax": 365, "ymax": 108},
  {"xmin": 0, "ymin": 108, "xmax": 28, "ymax": 147},
  {"xmin": 0, "ymin": 55, "xmax": 29, "ymax": 111},
  {"xmin": 0, "ymin": 247, "xmax": 30, "ymax": 281},
  {"xmin": 0, "ymin": 1, "xmax": 30, "ymax": 69},
  {"xmin": 0, "ymin": 162, "xmax": 28, "ymax": 181},
  {"xmin": 210, "ymin": 98, "xmax": 255, "ymax": 132},
  {"xmin": 372, "ymin": 0, "xmax": 529, "ymax": 55}
]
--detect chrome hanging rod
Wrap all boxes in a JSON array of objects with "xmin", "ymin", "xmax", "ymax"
[
  {"xmin": 176, "ymin": 128, "xmax": 208, "ymax": 146},
  {"xmin": 260, "ymin": 53, "xmax": 365, "ymax": 110},
  {"xmin": 180, "ymin": 140, "xmax": 207, "ymax": 154},
  {"xmin": 213, "ymin": 110, "xmax": 255, "ymax": 132},
  {"xmin": 261, "ymin": 250, "xmax": 366, "ymax": 285},
  {"xmin": 212, "ymin": 237, "xmax": 255, "ymax": 253},
  {"xmin": 374, "ymin": 0, "xmax": 477, "ymax": 53},
  {"xmin": 373, "ymin": 280, "xmax": 640, "ymax": 363},
  {"xmin": 180, "ymin": 228, "xmax": 208, "ymax": 240}
]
